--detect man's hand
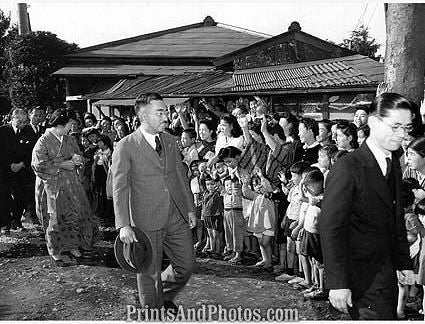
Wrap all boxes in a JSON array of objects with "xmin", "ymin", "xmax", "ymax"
[
  {"xmin": 119, "ymin": 226, "xmax": 138, "ymax": 245},
  {"xmin": 61, "ymin": 160, "xmax": 76, "ymax": 171},
  {"xmin": 188, "ymin": 212, "xmax": 197, "ymax": 229},
  {"xmin": 329, "ymin": 289, "xmax": 353, "ymax": 314},
  {"xmin": 397, "ymin": 269, "xmax": 415, "ymax": 285},
  {"xmin": 10, "ymin": 162, "xmax": 24, "ymax": 173}
]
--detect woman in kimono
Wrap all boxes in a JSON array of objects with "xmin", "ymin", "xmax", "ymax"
[{"xmin": 32, "ymin": 108, "xmax": 98, "ymax": 267}]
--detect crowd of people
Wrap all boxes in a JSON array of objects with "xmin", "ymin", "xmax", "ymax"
[{"xmin": 1, "ymin": 89, "xmax": 425, "ymax": 319}]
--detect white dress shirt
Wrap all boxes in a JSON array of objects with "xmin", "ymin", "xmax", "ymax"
[
  {"xmin": 366, "ymin": 137, "xmax": 392, "ymax": 177},
  {"xmin": 139, "ymin": 127, "xmax": 158, "ymax": 150}
]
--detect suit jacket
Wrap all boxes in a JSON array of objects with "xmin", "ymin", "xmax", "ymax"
[
  {"xmin": 0, "ymin": 124, "xmax": 30, "ymax": 182},
  {"xmin": 112, "ymin": 129, "xmax": 194, "ymax": 231},
  {"xmin": 21, "ymin": 124, "xmax": 45, "ymax": 178},
  {"xmin": 319, "ymin": 143, "xmax": 412, "ymax": 302}
]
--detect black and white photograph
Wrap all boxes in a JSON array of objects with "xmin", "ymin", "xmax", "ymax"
[{"xmin": 0, "ymin": 0, "xmax": 424, "ymax": 321}]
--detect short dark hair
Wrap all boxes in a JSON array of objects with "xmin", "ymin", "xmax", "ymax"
[
  {"xmin": 408, "ymin": 137, "xmax": 425, "ymax": 158},
  {"xmin": 336, "ymin": 122, "xmax": 359, "ymax": 149},
  {"xmin": 289, "ymin": 161, "xmax": 310, "ymax": 174},
  {"xmin": 355, "ymin": 105, "xmax": 370, "ymax": 115},
  {"xmin": 98, "ymin": 134, "xmax": 113, "ymax": 151},
  {"xmin": 183, "ymin": 128, "xmax": 197, "ymax": 140},
  {"xmin": 318, "ymin": 119, "xmax": 332, "ymax": 133},
  {"xmin": 223, "ymin": 176, "xmax": 239, "ymax": 184},
  {"xmin": 84, "ymin": 113, "xmax": 97, "ymax": 124},
  {"xmin": 319, "ymin": 144, "xmax": 339, "ymax": 158},
  {"xmin": 303, "ymin": 169, "xmax": 324, "ymax": 187},
  {"xmin": 279, "ymin": 112, "xmax": 299, "ymax": 139},
  {"xmin": 134, "ymin": 93, "xmax": 163, "ymax": 114},
  {"xmin": 268, "ymin": 124, "xmax": 285, "ymax": 141},
  {"xmin": 217, "ymin": 146, "xmax": 242, "ymax": 160},
  {"xmin": 300, "ymin": 117, "xmax": 319, "ymax": 137},
  {"xmin": 49, "ymin": 108, "xmax": 76, "ymax": 127},
  {"xmin": 199, "ymin": 119, "xmax": 217, "ymax": 139},
  {"xmin": 369, "ymin": 93, "xmax": 414, "ymax": 117},
  {"xmin": 220, "ymin": 114, "xmax": 243, "ymax": 137}
]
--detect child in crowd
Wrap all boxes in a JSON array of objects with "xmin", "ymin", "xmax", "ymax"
[
  {"xmin": 241, "ymin": 172, "xmax": 275, "ymax": 269},
  {"xmin": 356, "ymin": 124, "xmax": 370, "ymax": 147},
  {"xmin": 181, "ymin": 128, "xmax": 199, "ymax": 167},
  {"xmin": 80, "ymin": 134, "xmax": 97, "ymax": 206},
  {"xmin": 287, "ymin": 166, "xmax": 320, "ymax": 289},
  {"xmin": 276, "ymin": 161, "xmax": 309, "ymax": 282},
  {"xmin": 201, "ymin": 175, "xmax": 224, "ymax": 258},
  {"xmin": 299, "ymin": 169, "xmax": 327, "ymax": 300},
  {"xmin": 222, "ymin": 176, "xmax": 245, "ymax": 264},
  {"xmin": 189, "ymin": 160, "xmax": 206, "ymax": 251},
  {"xmin": 314, "ymin": 144, "xmax": 338, "ymax": 182},
  {"xmin": 414, "ymin": 198, "xmax": 425, "ymax": 317},
  {"xmin": 92, "ymin": 134, "xmax": 113, "ymax": 225}
]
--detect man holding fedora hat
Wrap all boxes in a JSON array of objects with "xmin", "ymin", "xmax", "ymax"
[{"xmin": 112, "ymin": 92, "xmax": 196, "ymax": 310}]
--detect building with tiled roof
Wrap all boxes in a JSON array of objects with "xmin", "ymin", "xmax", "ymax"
[
  {"xmin": 54, "ymin": 18, "xmax": 383, "ymax": 120},
  {"xmin": 53, "ymin": 16, "xmax": 267, "ymax": 112}
]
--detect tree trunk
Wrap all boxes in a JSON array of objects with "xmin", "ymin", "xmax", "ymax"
[{"xmin": 384, "ymin": 3, "xmax": 425, "ymax": 106}]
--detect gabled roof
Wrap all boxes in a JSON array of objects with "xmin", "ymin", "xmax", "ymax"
[
  {"xmin": 214, "ymin": 21, "xmax": 355, "ymax": 69},
  {"xmin": 70, "ymin": 16, "xmax": 267, "ymax": 60},
  {"xmin": 232, "ymin": 54, "xmax": 383, "ymax": 92}
]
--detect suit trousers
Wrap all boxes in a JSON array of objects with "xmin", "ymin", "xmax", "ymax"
[
  {"xmin": 223, "ymin": 209, "xmax": 245, "ymax": 253},
  {"xmin": 136, "ymin": 201, "xmax": 195, "ymax": 308},
  {"xmin": 349, "ymin": 255, "xmax": 397, "ymax": 320},
  {"xmin": 8, "ymin": 173, "xmax": 26, "ymax": 228}
]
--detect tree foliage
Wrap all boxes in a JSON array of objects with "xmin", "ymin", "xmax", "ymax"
[
  {"xmin": 3, "ymin": 31, "xmax": 78, "ymax": 109},
  {"xmin": 340, "ymin": 25, "xmax": 381, "ymax": 61}
]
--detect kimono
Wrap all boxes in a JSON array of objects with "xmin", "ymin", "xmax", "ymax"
[{"xmin": 32, "ymin": 129, "xmax": 98, "ymax": 256}]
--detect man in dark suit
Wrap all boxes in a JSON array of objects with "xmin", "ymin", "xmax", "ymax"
[
  {"xmin": 0, "ymin": 108, "xmax": 30, "ymax": 232},
  {"xmin": 112, "ymin": 93, "xmax": 196, "ymax": 310},
  {"xmin": 21, "ymin": 106, "xmax": 46, "ymax": 225},
  {"xmin": 320, "ymin": 93, "xmax": 414, "ymax": 319}
]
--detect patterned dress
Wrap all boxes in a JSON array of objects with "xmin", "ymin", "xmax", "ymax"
[{"xmin": 32, "ymin": 129, "xmax": 98, "ymax": 256}]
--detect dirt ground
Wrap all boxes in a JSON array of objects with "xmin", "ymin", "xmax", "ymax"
[{"xmin": 0, "ymin": 224, "xmax": 421, "ymax": 321}]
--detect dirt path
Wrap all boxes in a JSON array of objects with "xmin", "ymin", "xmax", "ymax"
[{"xmin": 0, "ymin": 226, "xmax": 419, "ymax": 321}]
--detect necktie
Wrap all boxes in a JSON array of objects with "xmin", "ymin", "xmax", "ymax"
[
  {"xmin": 385, "ymin": 157, "xmax": 392, "ymax": 180},
  {"xmin": 155, "ymin": 135, "xmax": 162, "ymax": 157}
]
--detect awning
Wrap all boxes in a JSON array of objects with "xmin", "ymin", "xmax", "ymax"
[
  {"xmin": 93, "ymin": 99, "xmax": 134, "ymax": 106},
  {"xmin": 163, "ymin": 98, "xmax": 189, "ymax": 106},
  {"xmin": 92, "ymin": 97, "xmax": 188, "ymax": 107}
]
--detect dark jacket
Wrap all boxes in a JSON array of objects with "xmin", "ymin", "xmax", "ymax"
[
  {"xmin": 319, "ymin": 143, "xmax": 412, "ymax": 302},
  {"xmin": 0, "ymin": 124, "xmax": 30, "ymax": 181}
]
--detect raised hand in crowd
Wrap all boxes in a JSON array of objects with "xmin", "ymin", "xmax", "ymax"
[{"xmin": 375, "ymin": 82, "xmax": 389, "ymax": 97}]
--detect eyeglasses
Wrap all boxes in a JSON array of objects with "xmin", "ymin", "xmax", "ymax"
[{"xmin": 376, "ymin": 116, "xmax": 413, "ymax": 133}]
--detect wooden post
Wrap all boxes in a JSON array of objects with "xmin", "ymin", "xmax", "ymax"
[
  {"xmin": 322, "ymin": 94, "xmax": 330, "ymax": 119},
  {"xmin": 384, "ymin": 3, "xmax": 425, "ymax": 105}
]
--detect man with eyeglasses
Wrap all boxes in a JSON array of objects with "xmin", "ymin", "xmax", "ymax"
[
  {"xmin": 320, "ymin": 93, "xmax": 414, "ymax": 319},
  {"xmin": 111, "ymin": 93, "xmax": 196, "ymax": 316}
]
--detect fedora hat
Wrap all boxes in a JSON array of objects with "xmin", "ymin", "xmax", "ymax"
[{"xmin": 114, "ymin": 226, "xmax": 153, "ymax": 273}]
